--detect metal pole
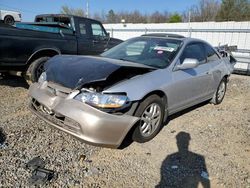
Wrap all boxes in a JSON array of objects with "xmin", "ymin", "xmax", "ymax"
[
  {"xmin": 188, "ymin": 11, "xmax": 191, "ymax": 37},
  {"xmin": 86, "ymin": 0, "xmax": 89, "ymax": 18}
]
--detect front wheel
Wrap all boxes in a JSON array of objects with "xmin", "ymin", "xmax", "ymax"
[
  {"xmin": 210, "ymin": 78, "xmax": 227, "ymax": 105},
  {"xmin": 26, "ymin": 57, "xmax": 50, "ymax": 83},
  {"xmin": 132, "ymin": 95, "xmax": 165, "ymax": 143},
  {"xmin": 4, "ymin": 15, "xmax": 15, "ymax": 25}
]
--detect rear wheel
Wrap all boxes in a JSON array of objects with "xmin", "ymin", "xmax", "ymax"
[
  {"xmin": 4, "ymin": 15, "xmax": 15, "ymax": 25},
  {"xmin": 211, "ymin": 78, "xmax": 227, "ymax": 105},
  {"xmin": 132, "ymin": 95, "xmax": 165, "ymax": 143},
  {"xmin": 26, "ymin": 57, "xmax": 50, "ymax": 83}
]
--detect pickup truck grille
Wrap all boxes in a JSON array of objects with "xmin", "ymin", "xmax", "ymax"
[{"xmin": 30, "ymin": 99, "xmax": 81, "ymax": 134}]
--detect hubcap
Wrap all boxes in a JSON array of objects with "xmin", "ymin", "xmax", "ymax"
[
  {"xmin": 36, "ymin": 62, "xmax": 45, "ymax": 80},
  {"xmin": 6, "ymin": 18, "xmax": 13, "ymax": 24},
  {"xmin": 217, "ymin": 82, "xmax": 226, "ymax": 101},
  {"xmin": 140, "ymin": 103, "xmax": 162, "ymax": 137}
]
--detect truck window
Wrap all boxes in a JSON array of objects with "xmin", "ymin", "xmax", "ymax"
[
  {"xmin": 79, "ymin": 23, "xmax": 87, "ymax": 35},
  {"xmin": 91, "ymin": 23, "xmax": 106, "ymax": 37}
]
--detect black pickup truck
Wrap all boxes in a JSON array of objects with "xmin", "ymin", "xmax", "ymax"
[{"xmin": 0, "ymin": 14, "xmax": 122, "ymax": 82}]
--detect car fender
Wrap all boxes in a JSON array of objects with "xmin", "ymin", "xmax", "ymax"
[{"xmin": 104, "ymin": 68, "xmax": 172, "ymax": 101}]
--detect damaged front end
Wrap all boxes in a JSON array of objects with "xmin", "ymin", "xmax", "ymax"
[
  {"xmin": 28, "ymin": 55, "xmax": 153, "ymax": 147},
  {"xmin": 43, "ymin": 55, "xmax": 153, "ymax": 114}
]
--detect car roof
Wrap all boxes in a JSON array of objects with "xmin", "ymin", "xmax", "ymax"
[
  {"xmin": 141, "ymin": 33, "xmax": 210, "ymax": 45},
  {"xmin": 142, "ymin": 33, "xmax": 185, "ymax": 39}
]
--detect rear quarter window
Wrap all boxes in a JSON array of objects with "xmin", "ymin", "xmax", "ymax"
[{"xmin": 205, "ymin": 44, "xmax": 220, "ymax": 62}]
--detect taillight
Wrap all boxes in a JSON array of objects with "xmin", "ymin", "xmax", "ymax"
[{"xmin": 18, "ymin": 14, "xmax": 21, "ymax": 18}]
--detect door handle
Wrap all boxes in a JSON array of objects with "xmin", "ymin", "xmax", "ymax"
[{"xmin": 92, "ymin": 40, "xmax": 99, "ymax": 44}]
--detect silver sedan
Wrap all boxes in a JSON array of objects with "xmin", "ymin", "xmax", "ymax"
[{"xmin": 29, "ymin": 34, "xmax": 234, "ymax": 148}]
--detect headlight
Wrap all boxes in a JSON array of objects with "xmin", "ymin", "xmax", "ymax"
[
  {"xmin": 38, "ymin": 72, "xmax": 47, "ymax": 84},
  {"xmin": 74, "ymin": 91, "xmax": 128, "ymax": 109}
]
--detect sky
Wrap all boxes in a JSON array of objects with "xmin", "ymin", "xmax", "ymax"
[{"xmin": 0, "ymin": 0, "xmax": 200, "ymax": 21}]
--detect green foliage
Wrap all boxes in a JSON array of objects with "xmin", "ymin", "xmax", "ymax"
[
  {"xmin": 169, "ymin": 13, "xmax": 182, "ymax": 23},
  {"xmin": 60, "ymin": 5, "xmax": 85, "ymax": 17}
]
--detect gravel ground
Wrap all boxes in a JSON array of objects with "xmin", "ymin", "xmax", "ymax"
[{"xmin": 0, "ymin": 74, "xmax": 249, "ymax": 187}]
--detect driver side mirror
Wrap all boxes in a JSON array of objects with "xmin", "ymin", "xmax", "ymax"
[{"xmin": 176, "ymin": 58, "xmax": 199, "ymax": 70}]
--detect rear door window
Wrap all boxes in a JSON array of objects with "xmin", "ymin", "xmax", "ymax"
[{"xmin": 79, "ymin": 23, "xmax": 87, "ymax": 35}]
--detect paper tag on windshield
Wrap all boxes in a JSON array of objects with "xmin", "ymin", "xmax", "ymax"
[{"xmin": 154, "ymin": 46, "xmax": 175, "ymax": 52}]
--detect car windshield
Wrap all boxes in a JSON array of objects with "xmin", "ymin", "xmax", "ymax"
[{"xmin": 101, "ymin": 37, "xmax": 182, "ymax": 68}]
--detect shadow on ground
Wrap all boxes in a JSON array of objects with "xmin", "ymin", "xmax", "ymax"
[
  {"xmin": 0, "ymin": 75, "xmax": 29, "ymax": 89},
  {"xmin": 0, "ymin": 127, "xmax": 7, "ymax": 145},
  {"xmin": 156, "ymin": 132, "xmax": 210, "ymax": 188},
  {"xmin": 119, "ymin": 101, "xmax": 209, "ymax": 149}
]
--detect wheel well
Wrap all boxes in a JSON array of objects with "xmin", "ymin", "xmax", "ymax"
[
  {"xmin": 26, "ymin": 49, "xmax": 60, "ymax": 66},
  {"xmin": 119, "ymin": 90, "xmax": 168, "ymax": 148},
  {"xmin": 141, "ymin": 90, "xmax": 168, "ymax": 107},
  {"xmin": 4, "ymin": 15, "xmax": 14, "ymax": 20},
  {"xmin": 135, "ymin": 90, "xmax": 168, "ymax": 121},
  {"xmin": 223, "ymin": 75, "xmax": 229, "ymax": 82}
]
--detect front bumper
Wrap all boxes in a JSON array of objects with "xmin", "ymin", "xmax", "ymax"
[{"xmin": 28, "ymin": 83, "xmax": 139, "ymax": 148}]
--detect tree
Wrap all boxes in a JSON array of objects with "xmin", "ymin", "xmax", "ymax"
[
  {"xmin": 149, "ymin": 11, "xmax": 169, "ymax": 23},
  {"xmin": 168, "ymin": 13, "xmax": 182, "ymax": 23},
  {"xmin": 183, "ymin": 0, "xmax": 220, "ymax": 22},
  {"xmin": 60, "ymin": 5, "xmax": 85, "ymax": 17},
  {"xmin": 216, "ymin": 0, "xmax": 250, "ymax": 21},
  {"xmin": 106, "ymin": 9, "xmax": 117, "ymax": 23}
]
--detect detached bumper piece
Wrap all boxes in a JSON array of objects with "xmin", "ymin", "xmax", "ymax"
[
  {"xmin": 29, "ymin": 168, "xmax": 55, "ymax": 186},
  {"xmin": 26, "ymin": 157, "xmax": 55, "ymax": 186}
]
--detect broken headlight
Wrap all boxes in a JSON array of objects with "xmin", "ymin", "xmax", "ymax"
[
  {"xmin": 74, "ymin": 91, "xmax": 128, "ymax": 109},
  {"xmin": 38, "ymin": 72, "xmax": 47, "ymax": 84}
]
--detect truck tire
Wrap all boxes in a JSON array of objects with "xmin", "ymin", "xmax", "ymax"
[
  {"xmin": 132, "ymin": 95, "xmax": 165, "ymax": 143},
  {"xmin": 4, "ymin": 15, "xmax": 15, "ymax": 25},
  {"xmin": 26, "ymin": 57, "xmax": 50, "ymax": 83}
]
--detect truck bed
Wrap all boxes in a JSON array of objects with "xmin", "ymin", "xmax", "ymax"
[
  {"xmin": 0, "ymin": 23, "xmax": 77, "ymax": 69},
  {"xmin": 15, "ymin": 22, "xmax": 74, "ymax": 35}
]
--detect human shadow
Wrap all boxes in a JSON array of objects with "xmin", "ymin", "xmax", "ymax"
[
  {"xmin": 119, "ymin": 101, "xmax": 209, "ymax": 149},
  {"xmin": 156, "ymin": 132, "xmax": 210, "ymax": 188}
]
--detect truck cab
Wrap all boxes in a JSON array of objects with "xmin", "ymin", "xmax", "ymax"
[
  {"xmin": 35, "ymin": 14, "xmax": 121, "ymax": 55},
  {"xmin": 0, "ymin": 14, "xmax": 122, "ymax": 82}
]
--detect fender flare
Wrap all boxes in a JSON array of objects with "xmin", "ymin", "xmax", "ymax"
[{"xmin": 26, "ymin": 48, "xmax": 61, "ymax": 65}]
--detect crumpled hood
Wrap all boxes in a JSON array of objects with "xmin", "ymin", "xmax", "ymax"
[{"xmin": 45, "ymin": 55, "xmax": 153, "ymax": 89}]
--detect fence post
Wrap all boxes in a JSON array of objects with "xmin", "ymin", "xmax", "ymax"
[
  {"xmin": 111, "ymin": 28, "xmax": 114, "ymax": 38},
  {"xmin": 189, "ymin": 27, "xmax": 192, "ymax": 37}
]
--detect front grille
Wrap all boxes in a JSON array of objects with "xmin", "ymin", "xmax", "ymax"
[
  {"xmin": 31, "ymin": 99, "xmax": 81, "ymax": 134},
  {"xmin": 46, "ymin": 82, "xmax": 72, "ymax": 98}
]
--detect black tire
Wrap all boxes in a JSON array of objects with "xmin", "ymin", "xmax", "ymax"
[
  {"xmin": 132, "ymin": 95, "xmax": 165, "ymax": 143},
  {"xmin": 210, "ymin": 78, "xmax": 227, "ymax": 105},
  {"xmin": 4, "ymin": 15, "xmax": 15, "ymax": 25},
  {"xmin": 26, "ymin": 57, "xmax": 50, "ymax": 83}
]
